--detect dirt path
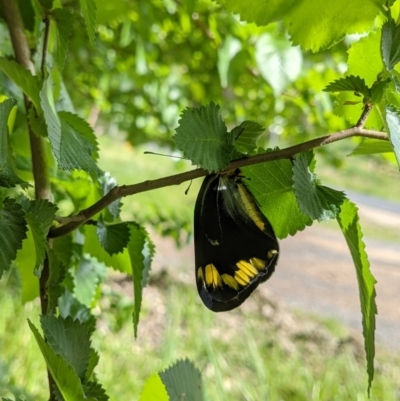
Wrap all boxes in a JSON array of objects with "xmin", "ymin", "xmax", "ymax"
[
  {"xmin": 152, "ymin": 194, "xmax": 400, "ymax": 350},
  {"xmin": 265, "ymin": 225, "xmax": 400, "ymax": 350}
]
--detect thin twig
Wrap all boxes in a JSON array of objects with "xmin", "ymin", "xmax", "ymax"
[
  {"xmin": 49, "ymin": 127, "xmax": 388, "ymax": 239},
  {"xmin": 355, "ymin": 103, "xmax": 373, "ymax": 128},
  {"xmin": 41, "ymin": 16, "xmax": 51, "ymax": 79}
]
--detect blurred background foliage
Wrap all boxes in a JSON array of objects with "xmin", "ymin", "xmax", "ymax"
[{"xmin": 52, "ymin": 0, "xmax": 347, "ymax": 147}]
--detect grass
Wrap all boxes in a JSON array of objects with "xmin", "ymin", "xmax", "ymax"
[{"xmin": 1, "ymin": 275, "xmax": 400, "ymax": 401}]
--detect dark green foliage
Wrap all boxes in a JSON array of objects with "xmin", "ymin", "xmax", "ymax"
[{"xmin": 324, "ymin": 75, "xmax": 371, "ymax": 98}]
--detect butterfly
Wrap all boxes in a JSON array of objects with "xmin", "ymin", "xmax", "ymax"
[{"xmin": 194, "ymin": 168, "xmax": 279, "ymax": 312}]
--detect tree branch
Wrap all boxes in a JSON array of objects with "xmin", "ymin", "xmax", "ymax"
[
  {"xmin": 49, "ymin": 126, "xmax": 389, "ymax": 238},
  {"xmin": 0, "ymin": 0, "xmax": 34, "ymax": 73},
  {"xmin": 2, "ymin": 2, "xmax": 55, "ymax": 400},
  {"xmin": 1, "ymin": 0, "xmax": 52, "ymax": 201}
]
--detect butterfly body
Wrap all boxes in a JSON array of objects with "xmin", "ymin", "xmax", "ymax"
[{"xmin": 194, "ymin": 169, "xmax": 279, "ymax": 312}]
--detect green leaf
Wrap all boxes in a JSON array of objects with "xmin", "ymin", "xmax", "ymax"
[
  {"xmin": 47, "ymin": 249, "xmax": 68, "ymax": 313},
  {"xmin": 24, "ymin": 213, "xmax": 47, "ymax": 276},
  {"xmin": 216, "ymin": 0, "xmax": 297, "ymax": 25},
  {"xmin": 28, "ymin": 107, "xmax": 47, "ymax": 137},
  {"xmin": 324, "ymin": 75, "xmax": 371, "ymax": 98},
  {"xmin": 52, "ymin": 170, "xmax": 98, "ymax": 213},
  {"xmin": 83, "ymin": 381, "xmax": 109, "ymax": 401},
  {"xmin": 334, "ymin": 68, "xmax": 384, "ymax": 127},
  {"xmin": 97, "ymin": 219, "xmax": 131, "ymax": 255},
  {"xmin": 159, "ymin": 358, "xmax": 204, "ymax": 401},
  {"xmin": 242, "ymin": 158, "xmax": 312, "ymax": 239},
  {"xmin": 52, "ymin": 8, "xmax": 73, "ymax": 70},
  {"xmin": 349, "ymin": 139, "xmax": 393, "ymax": 156},
  {"xmin": 41, "ymin": 76, "xmax": 62, "ymax": 157},
  {"xmin": 0, "ymin": 59, "xmax": 41, "ymax": 109},
  {"xmin": 58, "ymin": 291, "xmax": 95, "ymax": 327},
  {"xmin": 385, "ymin": 105, "xmax": 400, "ymax": 168},
  {"xmin": 292, "ymin": 152, "xmax": 345, "ymax": 222},
  {"xmin": 141, "ymin": 228, "xmax": 155, "ymax": 288},
  {"xmin": 98, "ymin": 172, "xmax": 121, "ymax": 219},
  {"xmin": 59, "ymin": 111, "xmax": 99, "ymax": 160},
  {"xmin": 337, "ymin": 200, "xmax": 377, "ymax": 393},
  {"xmin": 40, "ymin": 87, "xmax": 98, "ymax": 174},
  {"xmin": 79, "ymin": 0, "xmax": 97, "ymax": 44},
  {"xmin": 347, "ymin": 30, "xmax": 384, "ymax": 87},
  {"xmin": 83, "ymin": 225, "xmax": 131, "ymax": 274},
  {"xmin": 28, "ymin": 320, "xmax": 89, "ymax": 401},
  {"xmin": 0, "ymin": 198, "xmax": 28, "ymax": 277},
  {"xmin": 14, "ymin": 228, "xmax": 39, "ymax": 303},
  {"xmin": 73, "ymin": 255, "xmax": 107, "ymax": 307},
  {"xmin": 139, "ymin": 374, "xmax": 169, "ymax": 401},
  {"xmin": 233, "ymin": 120, "xmax": 264, "ymax": 154},
  {"xmin": 333, "ymin": 31, "xmax": 384, "ymax": 128},
  {"xmin": 174, "ymin": 102, "xmax": 232, "ymax": 173},
  {"xmin": 255, "ymin": 33, "xmax": 302, "ymax": 96},
  {"xmin": 370, "ymin": 78, "xmax": 390, "ymax": 104},
  {"xmin": 58, "ymin": 114, "xmax": 102, "ymax": 175},
  {"xmin": 40, "ymin": 315, "xmax": 92, "ymax": 379},
  {"xmin": 0, "ymin": 98, "xmax": 29, "ymax": 188},
  {"xmin": 335, "ymin": 92, "xmax": 383, "ymax": 129},
  {"xmin": 285, "ymin": 1, "xmax": 381, "ymax": 51},
  {"xmin": 19, "ymin": 198, "xmax": 58, "ymax": 276},
  {"xmin": 390, "ymin": 69, "xmax": 400, "ymax": 93},
  {"xmin": 53, "ymin": 234, "xmax": 73, "ymax": 267},
  {"xmin": 85, "ymin": 348, "xmax": 100, "ymax": 381},
  {"xmin": 381, "ymin": 18, "xmax": 400, "ymax": 71},
  {"xmin": 22, "ymin": 198, "xmax": 58, "ymax": 243},
  {"xmin": 216, "ymin": 0, "xmax": 382, "ymax": 51},
  {"xmin": 128, "ymin": 224, "xmax": 154, "ymax": 338}
]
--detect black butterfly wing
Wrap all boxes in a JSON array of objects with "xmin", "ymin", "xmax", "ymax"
[{"xmin": 194, "ymin": 172, "xmax": 279, "ymax": 312}]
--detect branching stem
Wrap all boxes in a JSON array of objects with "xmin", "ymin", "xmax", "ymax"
[
  {"xmin": 49, "ymin": 126, "xmax": 388, "ymax": 238},
  {"xmin": 355, "ymin": 103, "xmax": 373, "ymax": 128}
]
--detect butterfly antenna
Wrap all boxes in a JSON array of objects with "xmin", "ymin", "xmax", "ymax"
[{"xmin": 144, "ymin": 151, "xmax": 186, "ymax": 159}]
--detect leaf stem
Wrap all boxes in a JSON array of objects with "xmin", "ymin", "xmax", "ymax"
[{"xmin": 49, "ymin": 127, "xmax": 388, "ymax": 238}]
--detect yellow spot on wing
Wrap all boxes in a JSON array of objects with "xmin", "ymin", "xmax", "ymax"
[
  {"xmin": 197, "ymin": 267, "xmax": 204, "ymax": 282},
  {"xmin": 237, "ymin": 183, "xmax": 265, "ymax": 231},
  {"xmin": 205, "ymin": 264, "xmax": 222, "ymax": 288},
  {"xmin": 268, "ymin": 250, "xmax": 278, "ymax": 259},
  {"xmin": 222, "ymin": 274, "xmax": 239, "ymax": 290},
  {"xmin": 236, "ymin": 260, "xmax": 258, "ymax": 277},
  {"xmin": 250, "ymin": 257, "xmax": 265, "ymax": 270},
  {"xmin": 234, "ymin": 269, "xmax": 250, "ymax": 286}
]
